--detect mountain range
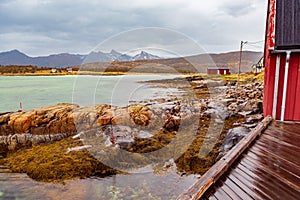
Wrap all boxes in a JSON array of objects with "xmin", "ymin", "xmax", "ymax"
[
  {"xmin": 0, "ymin": 49, "xmax": 161, "ymax": 68},
  {"xmin": 0, "ymin": 49, "xmax": 263, "ymax": 72}
]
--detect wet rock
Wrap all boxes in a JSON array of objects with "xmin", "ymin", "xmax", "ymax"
[
  {"xmin": 227, "ymin": 102, "xmax": 239, "ymax": 113},
  {"xmin": 163, "ymin": 114, "xmax": 181, "ymax": 131},
  {"xmin": 239, "ymin": 100, "xmax": 263, "ymax": 113},
  {"xmin": 242, "ymin": 123, "xmax": 258, "ymax": 129},
  {"xmin": 253, "ymin": 114, "xmax": 264, "ymax": 120},
  {"xmin": 233, "ymin": 122, "xmax": 241, "ymax": 126},
  {"xmin": 128, "ymin": 105, "xmax": 151, "ymax": 126},
  {"xmin": 220, "ymin": 99, "xmax": 236, "ymax": 104},
  {"xmin": 136, "ymin": 130, "xmax": 153, "ymax": 139},
  {"xmin": 206, "ymin": 80, "xmax": 223, "ymax": 87},
  {"xmin": 238, "ymin": 110, "xmax": 254, "ymax": 117},
  {"xmin": 0, "ymin": 114, "xmax": 10, "ymax": 125},
  {"xmin": 162, "ymin": 102, "xmax": 182, "ymax": 132},
  {"xmin": 245, "ymin": 114, "xmax": 264, "ymax": 124},
  {"xmin": 220, "ymin": 126, "xmax": 250, "ymax": 152},
  {"xmin": 204, "ymin": 101, "xmax": 228, "ymax": 120}
]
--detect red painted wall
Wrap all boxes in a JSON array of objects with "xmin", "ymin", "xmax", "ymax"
[
  {"xmin": 207, "ymin": 69, "xmax": 218, "ymax": 74},
  {"xmin": 264, "ymin": 0, "xmax": 300, "ymax": 121}
]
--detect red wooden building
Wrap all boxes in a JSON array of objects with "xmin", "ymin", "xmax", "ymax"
[
  {"xmin": 207, "ymin": 66, "xmax": 230, "ymax": 75},
  {"xmin": 264, "ymin": 0, "xmax": 300, "ymax": 121}
]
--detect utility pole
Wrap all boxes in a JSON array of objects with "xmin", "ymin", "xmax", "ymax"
[{"xmin": 238, "ymin": 41, "xmax": 247, "ymax": 88}]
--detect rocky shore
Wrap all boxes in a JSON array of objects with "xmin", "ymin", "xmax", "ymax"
[{"xmin": 0, "ymin": 73, "xmax": 265, "ymax": 181}]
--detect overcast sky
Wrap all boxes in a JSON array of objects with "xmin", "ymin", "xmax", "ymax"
[{"xmin": 0, "ymin": 0, "xmax": 268, "ymax": 56}]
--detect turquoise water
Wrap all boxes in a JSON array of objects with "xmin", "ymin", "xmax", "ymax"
[{"xmin": 0, "ymin": 75, "xmax": 179, "ymax": 112}]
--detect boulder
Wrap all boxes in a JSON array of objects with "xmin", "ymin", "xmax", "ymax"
[
  {"xmin": 204, "ymin": 101, "xmax": 228, "ymax": 120},
  {"xmin": 239, "ymin": 100, "xmax": 263, "ymax": 114},
  {"xmin": 128, "ymin": 105, "xmax": 151, "ymax": 126},
  {"xmin": 220, "ymin": 126, "xmax": 250, "ymax": 152}
]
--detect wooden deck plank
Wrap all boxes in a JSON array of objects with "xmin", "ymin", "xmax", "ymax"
[
  {"xmin": 227, "ymin": 172, "xmax": 263, "ymax": 199},
  {"xmin": 218, "ymin": 180, "xmax": 243, "ymax": 200},
  {"xmin": 202, "ymin": 171, "xmax": 252, "ymax": 200},
  {"xmin": 240, "ymin": 157, "xmax": 300, "ymax": 199},
  {"xmin": 221, "ymin": 177, "xmax": 251, "ymax": 200},
  {"xmin": 263, "ymin": 130, "xmax": 300, "ymax": 145},
  {"xmin": 200, "ymin": 186, "xmax": 216, "ymax": 200},
  {"xmin": 246, "ymin": 150, "xmax": 300, "ymax": 190},
  {"xmin": 208, "ymin": 195, "xmax": 218, "ymax": 200},
  {"xmin": 250, "ymin": 145, "xmax": 300, "ymax": 176},
  {"xmin": 238, "ymin": 161, "xmax": 299, "ymax": 199},
  {"xmin": 232, "ymin": 165, "xmax": 278, "ymax": 199},
  {"xmin": 177, "ymin": 119, "xmax": 300, "ymax": 200},
  {"xmin": 177, "ymin": 116, "xmax": 272, "ymax": 200},
  {"xmin": 213, "ymin": 186, "xmax": 232, "ymax": 200},
  {"xmin": 260, "ymin": 133, "xmax": 300, "ymax": 151},
  {"xmin": 255, "ymin": 139, "xmax": 300, "ymax": 166},
  {"xmin": 269, "ymin": 122, "xmax": 300, "ymax": 137}
]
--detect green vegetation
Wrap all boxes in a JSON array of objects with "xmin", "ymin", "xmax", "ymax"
[
  {"xmin": 0, "ymin": 65, "xmax": 39, "ymax": 74},
  {"xmin": 183, "ymin": 72, "xmax": 264, "ymax": 83},
  {"xmin": 0, "ymin": 65, "xmax": 78, "ymax": 76}
]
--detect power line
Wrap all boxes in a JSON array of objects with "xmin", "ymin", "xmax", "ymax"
[
  {"xmin": 247, "ymin": 40, "xmax": 264, "ymax": 44},
  {"xmin": 245, "ymin": 43, "xmax": 264, "ymax": 49}
]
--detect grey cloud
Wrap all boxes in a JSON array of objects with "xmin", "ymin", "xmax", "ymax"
[
  {"xmin": 220, "ymin": 0, "xmax": 256, "ymax": 17},
  {"xmin": 0, "ymin": 0, "xmax": 267, "ymax": 56}
]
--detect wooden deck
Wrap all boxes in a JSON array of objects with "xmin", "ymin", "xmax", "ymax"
[{"xmin": 178, "ymin": 117, "xmax": 300, "ymax": 200}]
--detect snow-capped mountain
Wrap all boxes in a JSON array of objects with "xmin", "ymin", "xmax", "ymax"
[
  {"xmin": 83, "ymin": 50, "xmax": 161, "ymax": 63},
  {"xmin": 132, "ymin": 51, "xmax": 161, "ymax": 61}
]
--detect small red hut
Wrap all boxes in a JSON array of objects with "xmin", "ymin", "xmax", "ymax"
[
  {"xmin": 264, "ymin": 0, "xmax": 300, "ymax": 121},
  {"xmin": 207, "ymin": 66, "xmax": 230, "ymax": 75}
]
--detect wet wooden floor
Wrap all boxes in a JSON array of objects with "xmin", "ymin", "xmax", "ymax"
[{"xmin": 178, "ymin": 119, "xmax": 300, "ymax": 200}]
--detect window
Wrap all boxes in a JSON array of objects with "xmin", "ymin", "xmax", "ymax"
[{"xmin": 275, "ymin": 0, "xmax": 300, "ymax": 50}]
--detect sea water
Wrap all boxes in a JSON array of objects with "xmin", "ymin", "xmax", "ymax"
[{"xmin": 0, "ymin": 75, "xmax": 180, "ymax": 112}]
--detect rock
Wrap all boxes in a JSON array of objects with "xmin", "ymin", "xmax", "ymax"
[
  {"xmin": 194, "ymin": 84, "xmax": 206, "ymax": 89},
  {"xmin": 246, "ymin": 117, "xmax": 255, "ymax": 123},
  {"xmin": 136, "ymin": 130, "xmax": 153, "ymax": 139},
  {"xmin": 239, "ymin": 100, "xmax": 263, "ymax": 114},
  {"xmin": 98, "ymin": 116, "xmax": 112, "ymax": 126},
  {"xmin": 233, "ymin": 122, "xmax": 241, "ymax": 126},
  {"xmin": 220, "ymin": 99, "xmax": 236, "ymax": 104},
  {"xmin": 163, "ymin": 114, "xmax": 181, "ymax": 131},
  {"xmin": 65, "ymin": 145, "xmax": 92, "ymax": 154},
  {"xmin": 253, "ymin": 114, "xmax": 264, "ymax": 120},
  {"xmin": 220, "ymin": 126, "xmax": 250, "ymax": 152},
  {"xmin": 242, "ymin": 123, "xmax": 258, "ymax": 129},
  {"xmin": 204, "ymin": 101, "xmax": 228, "ymax": 120},
  {"xmin": 206, "ymin": 80, "xmax": 223, "ymax": 87},
  {"xmin": 227, "ymin": 102, "xmax": 238, "ymax": 112},
  {"xmin": 128, "ymin": 105, "xmax": 151, "ymax": 126},
  {"xmin": 0, "ymin": 114, "xmax": 10, "ymax": 125}
]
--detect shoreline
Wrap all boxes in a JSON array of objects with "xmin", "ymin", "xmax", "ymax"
[{"xmin": 0, "ymin": 73, "xmax": 265, "ymax": 182}]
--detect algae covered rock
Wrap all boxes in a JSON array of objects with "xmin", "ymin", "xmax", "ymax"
[{"xmin": 0, "ymin": 137, "xmax": 116, "ymax": 181}]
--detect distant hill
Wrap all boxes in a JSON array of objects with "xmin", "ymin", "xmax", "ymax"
[
  {"xmin": 81, "ymin": 51, "xmax": 263, "ymax": 73},
  {"xmin": 0, "ymin": 50, "xmax": 84, "ymax": 68},
  {"xmin": 185, "ymin": 51, "xmax": 263, "ymax": 73},
  {"xmin": 0, "ymin": 49, "xmax": 262, "ymax": 72}
]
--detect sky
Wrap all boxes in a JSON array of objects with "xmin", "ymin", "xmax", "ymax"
[{"xmin": 0, "ymin": 0, "xmax": 268, "ymax": 57}]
